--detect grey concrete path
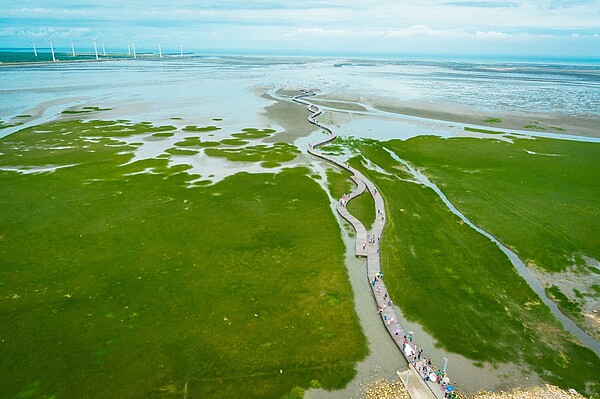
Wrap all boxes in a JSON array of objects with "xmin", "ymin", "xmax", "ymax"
[{"xmin": 293, "ymin": 90, "xmax": 454, "ymax": 399}]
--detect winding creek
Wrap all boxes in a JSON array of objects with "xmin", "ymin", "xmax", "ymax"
[{"xmin": 381, "ymin": 147, "xmax": 600, "ymax": 357}]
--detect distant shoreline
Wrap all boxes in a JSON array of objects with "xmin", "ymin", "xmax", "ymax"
[
  {"xmin": 0, "ymin": 54, "xmax": 180, "ymax": 66},
  {"xmin": 1, "ymin": 49, "xmax": 599, "ymax": 66}
]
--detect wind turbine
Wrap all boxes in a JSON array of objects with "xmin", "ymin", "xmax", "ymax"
[
  {"xmin": 44, "ymin": 30, "xmax": 56, "ymax": 62},
  {"xmin": 27, "ymin": 32, "xmax": 38, "ymax": 57},
  {"xmin": 127, "ymin": 41, "xmax": 131, "ymax": 55},
  {"xmin": 158, "ymin": 42, "xmax": 163, "ymax": 58},
  {"xmin": 179, "ymin": 42, "xmax": 183, "ymax": 56},
  {"xmin": 46, "ymin": 38, "xmax": 56, "ymax": 62},
  {"xmin": 70, "ymin": 33, "xmax": 76, "ymax": 57},
  {"xmin": 101, "ymin": 40, "xmax": 106, "ymax": 56},
  {"xmin": 127, "ymin": 35, "xmax": 136, "ymax": 58},
  {"xmin": 92, "ymin": 35, "xmax": 99, "ymax": 60}
]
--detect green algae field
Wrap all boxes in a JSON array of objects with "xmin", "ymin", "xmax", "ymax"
[
  {"xmin": 0, "ymin": 119, "xmax": 367, "ymax": 398},
  {"xmin": 381, "ymin": 135, "xmax": 600, "ymax": 335},
  {"xmin": 342, "ymin": 135, "xmax": 600, "ymax": 397}
]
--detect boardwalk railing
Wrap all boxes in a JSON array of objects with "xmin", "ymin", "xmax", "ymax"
[{"xmin": 293, "ymin": 90, "xmax": 456, "ymax": 399}]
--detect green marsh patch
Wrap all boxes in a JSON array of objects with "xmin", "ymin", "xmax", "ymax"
[
  {"xmin": 464, "ymin": 126, "xmax": 504, "ymax": 135},
  {"xmin": 151, "ymin": 132, "xmax": 175, "ymax": 138},
  {"xmin": 182, "ymin": 125, "xmax": 221, "ymax": 133},
  {"xmin": 231, "ymin": 128, "xmax": 276, "ymax": 140},
  {"xmin": 220, "ymin": 138, "xmax": 249, "ymax": 146},
  {"xmin": 524, "ymin": 124, "xmax": 546, "ymax": 130},
  {"xmin": 164, "ymin": 148, "xmax": 200, "ymax": 156},
  {"xmin": 62, "ymin": 106, "xmax": 112, "ymax": 114},
  {"xmin": 545, "ymin": 286, "xmax": 583, "ymax": 316},
  {"xmin": 205, "ymin": 142, "xmax": 300, "ymax": 167},
  {"xmin": 198, "ymin": 141, "xmax": 220, "ymax": 148},
  {"xmin": 0, "ymin": 119, "xmax": 367, "ymax": 398},
  {"xmin": 174, "ymin": 137, "xmax": 203, "ymax": 147},
  {"xmin": 483, "ymin": 117, "xmax": 502, "ymax": 124},
  {"xmin": 0, "ymin": 118, "xmax": 23, "ymax": 130}
]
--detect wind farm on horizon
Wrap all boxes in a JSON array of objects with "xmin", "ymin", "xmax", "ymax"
[{"xmin": 3, "ymin": 30, "xmax": 189, "ymax": 64}]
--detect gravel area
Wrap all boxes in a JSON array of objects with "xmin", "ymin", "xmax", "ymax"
[{"xmin": 363, "ymin": 379, "xmax": 586, "ymax": 399}]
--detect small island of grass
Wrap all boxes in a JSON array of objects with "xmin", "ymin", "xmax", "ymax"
[{"xmin": 483, "ymin": 117, "xmax": 502, "ymax": 124}]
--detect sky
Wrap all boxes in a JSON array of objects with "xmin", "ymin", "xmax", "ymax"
[{"xmin": 0, "ymin": 0, "xmax": 599, "ymax": 59}]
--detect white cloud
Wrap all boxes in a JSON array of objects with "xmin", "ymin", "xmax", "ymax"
[
  {"xmin": 474, "ymin": 30, "xmax": 511, "ymax": 39},
  {"xmin": 4, "ymin": 7, "xmax": 92, "ymax": 17},
  {"xmin": 0, "ymin": 0, "xmax": 598, "ymax": 56},
  {"xmin": 286, "ymin": 26, "xmax": 578, "ymax": 41}
]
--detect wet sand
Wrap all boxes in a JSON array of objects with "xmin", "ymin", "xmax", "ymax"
[
  {"xmin": 261, "ymin": 88, "xmax": 600, "ymax": 148},
  {"xmin": 313, "ymin": 90, "xmax": 600, "ymax": 139},
  {"xmin": 260, "ymin": 89, "xmax": 317, "ymax": 141},
  {"xmin": 374, "ymin": 101, "xmax": 600, "ymax": 139}
]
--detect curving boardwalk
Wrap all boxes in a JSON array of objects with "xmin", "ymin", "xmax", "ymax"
[{"xmin": 293, "ymin": 90, "xmax": 451, "ymax": 399}]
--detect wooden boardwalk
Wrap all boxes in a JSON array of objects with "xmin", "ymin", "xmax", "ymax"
[{"xmin": 293, "ymin": 91, "xmax": 452, "ymax": 399}]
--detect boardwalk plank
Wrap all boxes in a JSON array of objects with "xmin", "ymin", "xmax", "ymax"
[{"xmin": 293, "ymin": 91, "xmax": 450, "ymax": 399}]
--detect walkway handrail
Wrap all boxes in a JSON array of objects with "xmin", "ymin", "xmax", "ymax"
[{"xmin": 293, "ymin": 90, "xmax": 455, "ymax": 399}]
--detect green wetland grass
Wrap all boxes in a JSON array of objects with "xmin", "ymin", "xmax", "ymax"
[
  {"xmin": 463, "ymin": 126, "xmax": 504, "ymax": 135},
  {"xmin": 205, "ymin": 143, "xmax": 301, "ymax": 168},
  {"xmin": 61, "ymin": 106, "xmax": 112, "ymax": 114},
  {"xmin": 546, "ymin": 286, "xmax": 582, "ymax": 316},
  {"xmin": 165, "ymin": 147, "xmax": 200, "ymax": 156},
  {"xmin": 382, "ymin": 136, "xmax": 599, "ymax": 275},
  {"xmin": 0, "ymin": 119, "xmax": 367, "ymax": 398},
  {"xmin": 0, "ymin": 118, "xmax": 24, "ymax": 130},
  {"xmin": 522, "ymin": 121, "xmax": 566, "ymax": 132},
  {"xmin": 483, "ymin": 117, "xmax": 502, "ymax": 124},
  {"xmin": 232, "ymin": 128, "xmax": 277, "ymax": 140},
  {"xmin": 347, "ymin": 136, "xmax": 600, "ymax": 397},
  {"xmin": 175, "ymin": 137, "xmax": 203, "ymax": 147},
  {"xmin": 182, "ymin": 125, "xmax": 221, "ymax": 133}
]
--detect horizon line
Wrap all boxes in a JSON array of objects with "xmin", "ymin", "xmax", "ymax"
[{"xmin": 1, "ymin": 47, "xmax": 600, "ymax": 65}]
